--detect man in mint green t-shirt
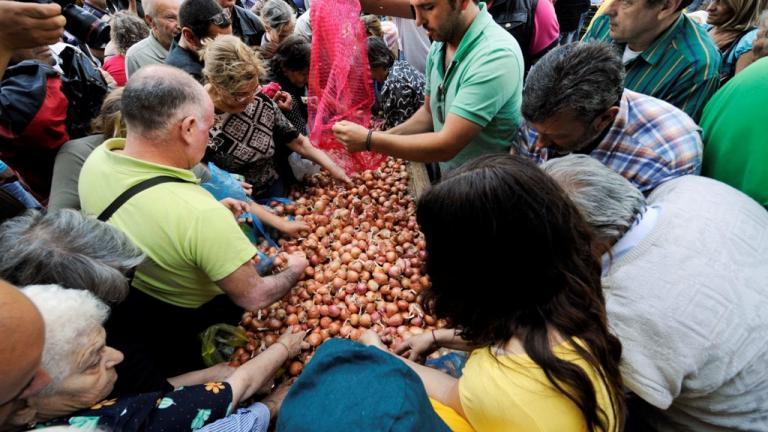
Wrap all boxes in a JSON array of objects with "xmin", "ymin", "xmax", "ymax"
[
  {"xmin": 333, "ymin": 0, "xmax": 523, "ymax": 175},
  {"xmin": 79, "ymin": 65, "xmax": 307, "ymax": 396}
]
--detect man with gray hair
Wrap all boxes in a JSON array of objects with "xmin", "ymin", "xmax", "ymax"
[
  {"xmin": 125, "ymin": 0, "xmax": 181, "ymax": 77},
  {"xmin": 521, "ymin": 42, "xmax": 702, "ymax": 194},
  {"xmin": 78, "ymin": 65, "xmax": 307, "ymax": 397},
  {"xmin": 0, "ymin": 209, "xmax": 145, "ymax": 304},
  {"xmin": 542, "ymin": 154, "xmax": 768, "ymax": 431}
]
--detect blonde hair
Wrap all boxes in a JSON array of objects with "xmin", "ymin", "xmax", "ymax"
[
  {"xmin": 717, "ymin": 0, "xmax": 762, "ymax": 31},
  {"xmin": 90, "ymin": 87, "xmax": 126, "ymax": 138},
  {"xmin": 202, "ymin": 34, "xmax": 264, "ymax": 94}
]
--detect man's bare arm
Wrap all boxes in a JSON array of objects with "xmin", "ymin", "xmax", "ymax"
[{"xmin": 217, "ymin": 254, "xmax": 307, "ymax": 311}]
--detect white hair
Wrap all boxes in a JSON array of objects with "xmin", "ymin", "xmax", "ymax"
[
  {"xmin": 541, "ymin": 154, "xmax": 646, "ymax": 245},
  {"xmin": 21, "ymin": 285, "xmax": 110, "ymax": 396},
  {"xmin": 260, "ymin": 0, "xmax": 296, "ymax": 30},
  {"xmin": 141, "ymin": 0, "xmax": 156, "ymax": 17}
]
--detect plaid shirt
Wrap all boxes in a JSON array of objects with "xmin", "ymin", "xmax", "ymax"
[
  {"xmin": 583, "ymin": 13, "xmax": 720, "ymax": 122},
  {"xmin": 524, "ymin": 89, "xmax": 703, "ymax": 194}
]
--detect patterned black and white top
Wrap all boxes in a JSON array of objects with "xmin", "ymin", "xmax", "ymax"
[
  {"xmin": 380, "ymin": 60, "xmax": 427, "ymax": 130},
  {"xmin": 206, "ymin": 93, "xmax": 299, "ymax": 197}
]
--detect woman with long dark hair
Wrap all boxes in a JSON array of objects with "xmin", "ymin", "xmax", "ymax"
[{"xmin": 361, "ymin": 154, "xmax": 625, "ymax": 431}]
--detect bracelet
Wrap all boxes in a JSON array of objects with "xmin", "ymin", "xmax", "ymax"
[
  {"xmin": 431, "ymin": 329, "xmax": 439, "ymax": 348},
  {"xmin": 365, "ymin": 129, "xmax": 374, "ymax": 151},
  {"xmin": 276, "ymin": 341, "xmax": 290, "ymax": 357}
]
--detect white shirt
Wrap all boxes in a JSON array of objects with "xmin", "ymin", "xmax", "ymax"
[{"xmin": 622, "ymin": 45, "xmax": 642, "ymax": 63}]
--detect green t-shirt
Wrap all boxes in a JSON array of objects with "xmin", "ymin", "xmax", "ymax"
[
  {"xmin": 700, "ymin": 58, "xmax": 768, "ymax": 208},
  {"xmin": 79, "ymin": 138, "xmax": 257, "ymax": 308},
  {"xmin": 426, "ymin": 2, "xmax": 524, "ymax": 173}
]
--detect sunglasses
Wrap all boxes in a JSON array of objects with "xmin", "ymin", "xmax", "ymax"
[
  {"xmin": 436, "ymin": 60, "xmax": 458, "ymax": 123},
  {"xmin": 209, "ymin": 11, "xmax": 231, "ymax": 27}
]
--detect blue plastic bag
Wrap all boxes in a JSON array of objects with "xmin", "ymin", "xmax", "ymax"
[{"xmin": 201, "ymin": 162, "xmax": 250, "ymax": 202}]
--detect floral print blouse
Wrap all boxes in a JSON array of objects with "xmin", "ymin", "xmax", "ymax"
[{"xmin": 41, "ymin": 382, "xmax": 233, "ymax": 431}]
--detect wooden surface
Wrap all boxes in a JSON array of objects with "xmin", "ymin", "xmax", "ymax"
[{"xmin": 407, "ymin": 161, "xmax": 431, "ymax": 200}]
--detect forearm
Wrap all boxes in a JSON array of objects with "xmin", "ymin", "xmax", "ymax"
[
  {"xmin": 386, "ymin": 105, "xmax": 434, "ymax": 136},
  {"xmin": 374, "ymin": 345, "xmax": 464, "ymax": 416},
  {"xmin": 167, "ymin": 363, "xmax": 235, "ymax": 388},
  {"xmin": 434, "ymin": 328, "xmax": 477, "ymax": 352},
  {"xmin": 370, "ymin": 130, "xmax": 460, "ymax": 162},
  {"xmin": 359, "ymin": 0, "xmax": 413, "ymax": 17},
  {"xmin": 251, "ymin": 265, "xmax": 303, "ymax": 308},
  {"xmin": 249, "ymin": 202, "xmax": 287, "ymax": 231},
  {"xmin": 290, "ymin": 136, "xmax": 347, "ymax": 178},
  {"xmin": 227, "ymin": 343, "xmax": 289, "ymax": 404}
]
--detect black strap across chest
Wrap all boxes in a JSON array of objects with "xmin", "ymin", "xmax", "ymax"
[{"xmin": 97, "ymin": 176, "xmax": 191, "ymax": 222}]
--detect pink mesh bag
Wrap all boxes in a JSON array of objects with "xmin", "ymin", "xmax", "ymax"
[{"xmin": 308, "ymin": 0, "xmax": 386, "ymax": 173}]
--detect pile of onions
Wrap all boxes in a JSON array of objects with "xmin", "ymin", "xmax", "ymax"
[{"xmin": 230, "ymin": 159, "xmax": 446, "ymax": 374}]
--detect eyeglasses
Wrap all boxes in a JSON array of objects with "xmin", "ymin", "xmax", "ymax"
[
  {"xmin": 208, "ymin": 10, "xmax": 231, "ymax": 27},
  {"xmin": 229, "ymin": 84, "xmax": 261, "ymax": 103}
]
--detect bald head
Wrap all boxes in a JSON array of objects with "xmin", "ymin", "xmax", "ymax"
[
  {"xmin": 0, "ymin": 280, "xmax": 48, "ymax": 426},
  {"xmin": 122, "ymin": 65, "xmax": 210, "ymax": 139}
]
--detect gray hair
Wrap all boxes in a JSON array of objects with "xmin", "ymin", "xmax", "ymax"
[
  {"xmin": 367, "ymin": 36, "xmax": 394, "ymax": 69},
  {"xmin": 522, "ymin": 42, "xmax": 625, "ymax": 124},
  {"xmin": 141, "ymin": 0, "xmax": 157, "ymax": 17},
  {"xmin": 110, "ymin": 11, "xmax": 150, "ymax": 55},
  {"xmin": 260, "ymin": 0, "xmax": 295, "ymax": 30},
  {"xmin": 541, "ymin": 154, "xmax": 646, "ymax": 245},
  {"xmin": 21, "ymin": 284, "xmax": 110, "ymax": 395},
  {"xmin": 0, "ymin": 209, "xmax": 145, "ymax": 303},
  {"xmin": 122, "ymin": 65, "xmax": 209, "ymax": 138}
]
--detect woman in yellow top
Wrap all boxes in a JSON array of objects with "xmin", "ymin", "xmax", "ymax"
[{"xmin": 361, "ymin": 154, "xmax": 625, "ymax": 432}]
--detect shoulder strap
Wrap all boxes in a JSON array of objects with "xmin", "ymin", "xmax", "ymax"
[
  {"xmin": 722, "ymin": 26, "xmax": 757, "ymax": 59},
  {"xmin": 97, "ymin": 176, "xmax": 191, "ymax": 222}
]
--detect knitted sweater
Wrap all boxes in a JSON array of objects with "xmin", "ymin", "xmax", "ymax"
[{"xmin": 603, "ymin": 176, "xmax": 768, "ymax": 431}]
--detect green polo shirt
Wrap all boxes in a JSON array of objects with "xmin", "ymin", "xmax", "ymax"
[
  {"xmin": 701, "ymin": 58, "xmax": 768, "ymax": 208},
  {"xmin": 79, "ymin": 138, "xmax": 257, "ymax": 308},
  {"xmin": 426, "ymin": 2, "xmax": 524, "ymax": 172},
  {"xmin": 583, "ymin": 13, "xmax": 720, "ymax": 122}
]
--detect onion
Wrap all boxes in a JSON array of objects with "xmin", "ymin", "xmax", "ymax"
[
  {"xmin": 288, "ymin": 361, "xmax": 304, "ymax": 376},
  {"xmin": 307, "ymin": 333, "xmax": 323, "ymax": 347}
]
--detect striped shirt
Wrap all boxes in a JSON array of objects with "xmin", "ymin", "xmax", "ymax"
[
  {"xmin": 198, "ymin": 402, "xmax": 270, "ymax": 432},
  {"xmin": 583, "ymin": 13, "xmax": 721, "ymax": 122},
  {"xmin": 524, "ymin": 89, "xmax": 703, "ymax": 194}
]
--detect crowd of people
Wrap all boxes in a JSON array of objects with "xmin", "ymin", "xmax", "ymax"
[{"xmin": 1, "ymin": 0, "xmax": 767, "ymax": 430}]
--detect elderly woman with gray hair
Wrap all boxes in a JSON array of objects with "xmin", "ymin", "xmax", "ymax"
[
  {"xmin": 11, "ymin": 284, "xmax": 302, "ymax": 431},
  {"xmin": 0, "ymin": 209, "xmax": 144, "ymax": 304},
  {"xmin": 259, "ymin": 0, "xmax": 296, "ymax": 55},
  {"xmin": 542, "ymin": 154, "xmax": 768, "ymax": 432},
  {"xmin": 0, "ymin": 209, "xmax": 298, "ymax": 402}
]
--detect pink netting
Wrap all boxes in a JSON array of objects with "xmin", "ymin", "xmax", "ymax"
[{"xmin": 308, "ymin": 0, "xmax": 386, "ymax": 173}]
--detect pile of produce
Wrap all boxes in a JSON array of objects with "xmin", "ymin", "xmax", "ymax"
[{"xmin": 230, "ymin": 159, "xmax": 445, "ymax": 374}]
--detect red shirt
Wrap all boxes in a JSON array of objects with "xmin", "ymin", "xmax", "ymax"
[{"xmin": 103, "ymin": 54, "xmax": 127, "ymax": 86}]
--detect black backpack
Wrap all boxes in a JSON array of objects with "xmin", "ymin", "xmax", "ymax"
[
  {"xmin": 487, "ymin": 0, "xmax": 538, "ymax": 64},
  {"xmin": 57, "ymin": 45, "xmax": 109, "ymax": 139}
]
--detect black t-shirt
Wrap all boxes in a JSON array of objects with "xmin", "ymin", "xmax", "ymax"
[{"xmin": 165, "ymin": 41, "xmax": 204, "ymax": 83}]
